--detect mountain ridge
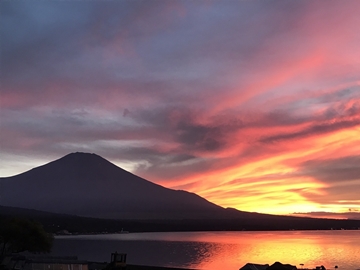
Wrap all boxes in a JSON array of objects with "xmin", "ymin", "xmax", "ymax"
[
  {"xmin": 2, "ymin": 153, "xmax": 360, "ymax": 231},
  {"xmin": 0, "ymin": 152, "xmax": 226, "ymax": 219}
]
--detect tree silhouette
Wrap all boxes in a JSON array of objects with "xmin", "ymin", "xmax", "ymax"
[{"xmin": 0, "ymin": 218, "xmax": 53, "ymax": 261}]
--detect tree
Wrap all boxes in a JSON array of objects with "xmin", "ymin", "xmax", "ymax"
[{"xmin": 0, "ymin": 218, "xmax": 53, "ymax": 261}]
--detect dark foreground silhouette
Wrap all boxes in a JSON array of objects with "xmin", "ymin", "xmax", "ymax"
[{"xmin": 1, "ymin": 205, "xmax": 360, "ymax": 233}]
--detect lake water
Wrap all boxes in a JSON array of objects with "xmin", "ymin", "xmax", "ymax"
[{"xmin": 53, "ymin": 231, "xmax": 360, "ymax": 270}]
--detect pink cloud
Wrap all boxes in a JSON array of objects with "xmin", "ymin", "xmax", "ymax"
[{"xmin": 2, "ymin": 0, "xmax": 360, "ymax": 215}]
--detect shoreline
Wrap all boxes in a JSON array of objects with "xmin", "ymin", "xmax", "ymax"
[{"xmin": 54, "ymin": 228, "xmax": 360, "ymax": 237}]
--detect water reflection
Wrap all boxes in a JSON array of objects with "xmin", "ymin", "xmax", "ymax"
[
  {"xmin": 52, "ymin": 239, "xmax": 222, "ymax": 268},
  {"xmin": 53, "ymin": 231, "xmax": 360, "ymax": 270},
  {"xmin": 192, "ymin": 231, "xmax": 360, "ymax": 270}
]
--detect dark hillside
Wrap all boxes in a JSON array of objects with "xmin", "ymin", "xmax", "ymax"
[{"xmin": 1, "ymin": 206, "xmax": 360, "ymax": 233}]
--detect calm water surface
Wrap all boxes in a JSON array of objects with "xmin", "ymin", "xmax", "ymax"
[{"xmin": 53, "ymin": 231, "xmax": 360, "ymax": 270}]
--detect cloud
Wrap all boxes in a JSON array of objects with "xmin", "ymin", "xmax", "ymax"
[
  {"xmin": 1, "ymin": 0, "xmax": 360, "ymax": 215},
  {"xmin": 293, "ymin": 156, "xmax": 360, "ymax": 208},
  {"xmin": 300, "ymin": 156, "xmax": 360, "ymax": 183},
  {"xmin": 261, "ymin": 118, "xmax": 360, "ymax": 144},
  {"xmin": 292, "ymin": 211, "xmax": 360, "ymax": 220}
]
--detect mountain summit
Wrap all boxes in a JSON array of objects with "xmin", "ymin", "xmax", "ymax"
[{"xmin": 0, "ymin": 152, "xmax": 224, "ymax": 219}]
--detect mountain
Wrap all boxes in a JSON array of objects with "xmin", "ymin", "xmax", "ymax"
[
  {"xmin": 2, "ymin": 153, "xmax": 360, "ymax": 231},
  {"xmin": 0, "ymin": 152, "xmax": 228, "ymax": 219}
]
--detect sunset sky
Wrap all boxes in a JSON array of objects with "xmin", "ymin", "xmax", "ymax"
[{"xmin": 1, "ymin": 1, "xmax": 360, "ymax": 218}]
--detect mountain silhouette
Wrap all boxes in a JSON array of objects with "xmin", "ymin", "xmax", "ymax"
[
  {"xmin": 0, "ymin": 152, "xmax": 229, "ymax": 219},
  {"xmin": 2, "ymin": 153, "xmax": 360, "ymax": 231}
]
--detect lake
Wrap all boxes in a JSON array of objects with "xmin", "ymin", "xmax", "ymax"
[{"xmin": 53, "ymin": 231, "xmax": 360, "ymax": 270}]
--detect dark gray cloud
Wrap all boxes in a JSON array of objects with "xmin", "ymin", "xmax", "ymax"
[
  {"xmin": 175, "ymin": 122, "xmax": 224, "ymax": 152},
  {"xmin": 304, "ymin": 183, "xmax": 360, "ymax": 206},
  {"xmin": 300, "ymin": 156, "xmax": 360, "ymax": 183},
  {"xmin": 294, "ymin": 156, "xmax": 360, "ymax": 206},
  {"xmin": 261, "ymin": 119, "xmax": 360, "ymax": 144}
]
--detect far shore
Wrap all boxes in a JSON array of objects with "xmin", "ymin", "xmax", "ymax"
[{"xmin": 54, "ymin": 227, "xmax": 360, "ymax": 236}]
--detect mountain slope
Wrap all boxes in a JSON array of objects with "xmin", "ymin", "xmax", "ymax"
[{"xmin": 0, "ymin": 152, "xmax": 225, "ymax": 219}]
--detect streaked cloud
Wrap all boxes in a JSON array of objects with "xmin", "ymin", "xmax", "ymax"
[{"xmin": 1, "ymin": 0, "xmax": 360, "ymax": 217}]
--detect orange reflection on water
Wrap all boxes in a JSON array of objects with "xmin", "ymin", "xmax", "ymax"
[
  {"xmin": 186, "ymin": 231, "xmax": 360, "ymax": 270},
  {"xmin": 55, "ymin": 231, "xmax": 360, "ymax": 270}
]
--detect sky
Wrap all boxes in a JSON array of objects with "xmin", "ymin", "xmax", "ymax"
[{"xmin": 1, "ymin": 0, "xmax": 360, "ymax": 219}]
